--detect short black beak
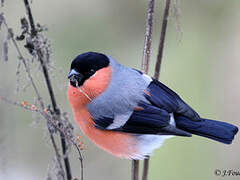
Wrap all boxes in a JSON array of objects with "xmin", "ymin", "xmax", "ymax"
[
  {"xmin": 68, "ymin": 69, "xmax": 80, "ymax": 79},
  {"xmin": 68, "ymin": 69, "xmax": 84, "ymax": 87}
]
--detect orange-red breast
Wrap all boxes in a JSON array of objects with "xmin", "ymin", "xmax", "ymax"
[{"xmin": 67, "ymin": 52, "xmax": 238, "ymax": 159}]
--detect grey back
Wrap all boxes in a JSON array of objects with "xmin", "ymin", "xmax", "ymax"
[{"xmin": 86, "ymin": 56, "xmax": 151, "ymax": 128}]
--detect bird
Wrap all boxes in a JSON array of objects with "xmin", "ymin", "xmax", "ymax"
[{"xmin": 67, "ymin": 52, "xmax": 238, "ymax": 160}]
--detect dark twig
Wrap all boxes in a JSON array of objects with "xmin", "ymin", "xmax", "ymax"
[
  {"xmin": 1, "ymin": 17, "xmax": 64, "ymax": 179},
  {"xmin": 74, "ymin": 142, "xmax": 84, "ymax": 180},
  {"xmin": 141, "ymin": 0, "xmax": 155, "ymax": 74},
  {"xmin": 0, "ymin": 95, "xmax": 83, "ymax": 180},
  {"xmin": 23, "ymin": 0, "xmax": 36, "ymax": 36},
  {"xmin": 142, "ymin": 157, "xmax": 150, "ymax": 180},
  {"xmin": 144, "ymin": 1, "xmax": 170, "ymax": 179},
  {"xmin": 42, "ymin": 112, "xmax": 83, "ymax": 180},
  {"xmin": 139, "ymin": 0, "xmax": 155, "ymax": 180},
  {"xmin": 2, "ymin": 19, "xmax": 44, "ymax": 108},
  {"xmin": 22, "ymin": 0, "xmax": 72, "ymax": 179},
  {"xmin": 154, "ymin": 0, "xmax": 171, "ymax": 80},
  {"xmin": 132, "ymin": 160, "xmax": 139, "ymax": 180}
]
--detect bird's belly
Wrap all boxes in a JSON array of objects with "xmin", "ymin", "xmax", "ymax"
[{"xmin": 73, "ymin": 108, "xmax": 139, "ymax": 159}]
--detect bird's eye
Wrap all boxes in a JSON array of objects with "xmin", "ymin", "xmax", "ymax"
[{"xmin": 89, "ymin": 69, "xmax": 95, "ymax": 76}]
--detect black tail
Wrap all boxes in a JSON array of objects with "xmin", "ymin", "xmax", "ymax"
[{"xmin": 175, "ymin": 115, "xmax": 238, "ymax": 144}]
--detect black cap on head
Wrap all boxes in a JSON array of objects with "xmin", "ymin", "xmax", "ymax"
[{"xmin": 68, "ymin": 52, "xmax": 110, "ymax": 87}]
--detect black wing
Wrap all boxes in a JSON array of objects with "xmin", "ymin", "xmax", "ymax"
[
  {"xmin": 93, "ymin": 102, "xmax": 191, "ymax": 137},
  {"xmin": 113, "ymin": 102, "xmax": 191, "ymax": 136},
  {"xmin": 145, "ymin": 79, "xmax": 200, "ymax": 121},
  {"xmin": 93, "ymin": 79, "xmax": 198, "ymax": 136}
]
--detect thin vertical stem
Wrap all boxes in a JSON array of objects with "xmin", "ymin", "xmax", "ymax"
[
  {"xmin": 141, "ymin": 0, "xmax": 155, "ymax": 74},
  {"xmin": 23, "ymin": 0, "xmax": 37, "ymax": 36},
  {"xmin": 139, "ymin": 0, "xmax": 155, "ymax": 180},
  {"xmin": 142, "ymin": 157, "xmax": 150, "ymax": 180},
  {"xmin": 2, "ymin": 18, "xmax": 65, "ymax": 180},
  {"xmin": 147, "ymin": 2, "xmax": 171, "ymax": 179},
  {"xmin": 132, "ymin": 160, "xmax": 140, "ymax": 180},
  {"xmin": 138, "ymin": 0, "xmax": 155, "ymax": 180},
  {"xmin": 22, "ymin": 0, "xmax": 72, "ymax": 179},
  {"xmin": 154, "ymin": 0, "xmax": 171, "ymax": 80}
]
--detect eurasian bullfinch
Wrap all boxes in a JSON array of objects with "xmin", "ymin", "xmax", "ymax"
[{"xmin": 67, "ymin": 52, "xmax": 238, "ymax": 160}]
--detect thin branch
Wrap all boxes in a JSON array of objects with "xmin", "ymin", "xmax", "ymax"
[
  {"xmin": 154, "ymin": 0, "xmax": 171, "ymax": 80},
  {"xmin": 0, "ymin": 96, "xmax": 39, "ymax": 112},
  {"xmin": 143, "ymin": 2, "xmax": 171, "ymax": 179},
  {"xmin": 2, "ymin": 16, "xmax": 65, "ymax": 179},
  {"xmin": 1, "ymin": 17, "xmax": 65, "ymax": 179},
  {"xmin": 132, "ymin": 160, "xmax": 139, "ymax": 180},
  {"xmin": 23, "ymin": 0, "xmax": 36, "ymax": 36},
  {"xmin": 138, "ymin": 0, "xmax": 155, "ymax": 180},
  {"xmin": 142, "ymin": 157, "xmax": 150, "ymax": 180},
  {"xmin": 43, "ymin": 112, "xmax": 83, "ymax": 180},
  {"xmin": 141, "ymin": 0, "xmax": 155, "ymax": 74},
  {"xmin": 0, "ymin": 95, "xmax": 83, "ymax": 180},
  {"xmin": 22, "ymin": 0, "xmax": 73, "ymax": 179},
  {"xmin": 48, "ymin": 131, "xmax": 65, "ymax": 179},
  {"xmin": 2, "ymin": 2, "xmax": 84, "ymax": 179},
  {"xmin": 74, "ymin": 142, "xmax": 84, "ymax": 180},
  {"xmin": 2, "ymin": 19, "xmax": 44, "ymax": 109}
]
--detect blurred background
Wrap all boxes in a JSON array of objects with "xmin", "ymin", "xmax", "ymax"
[{"xmin": 0, "ymin": 0, "xmax": 240, "ymax": 179}]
